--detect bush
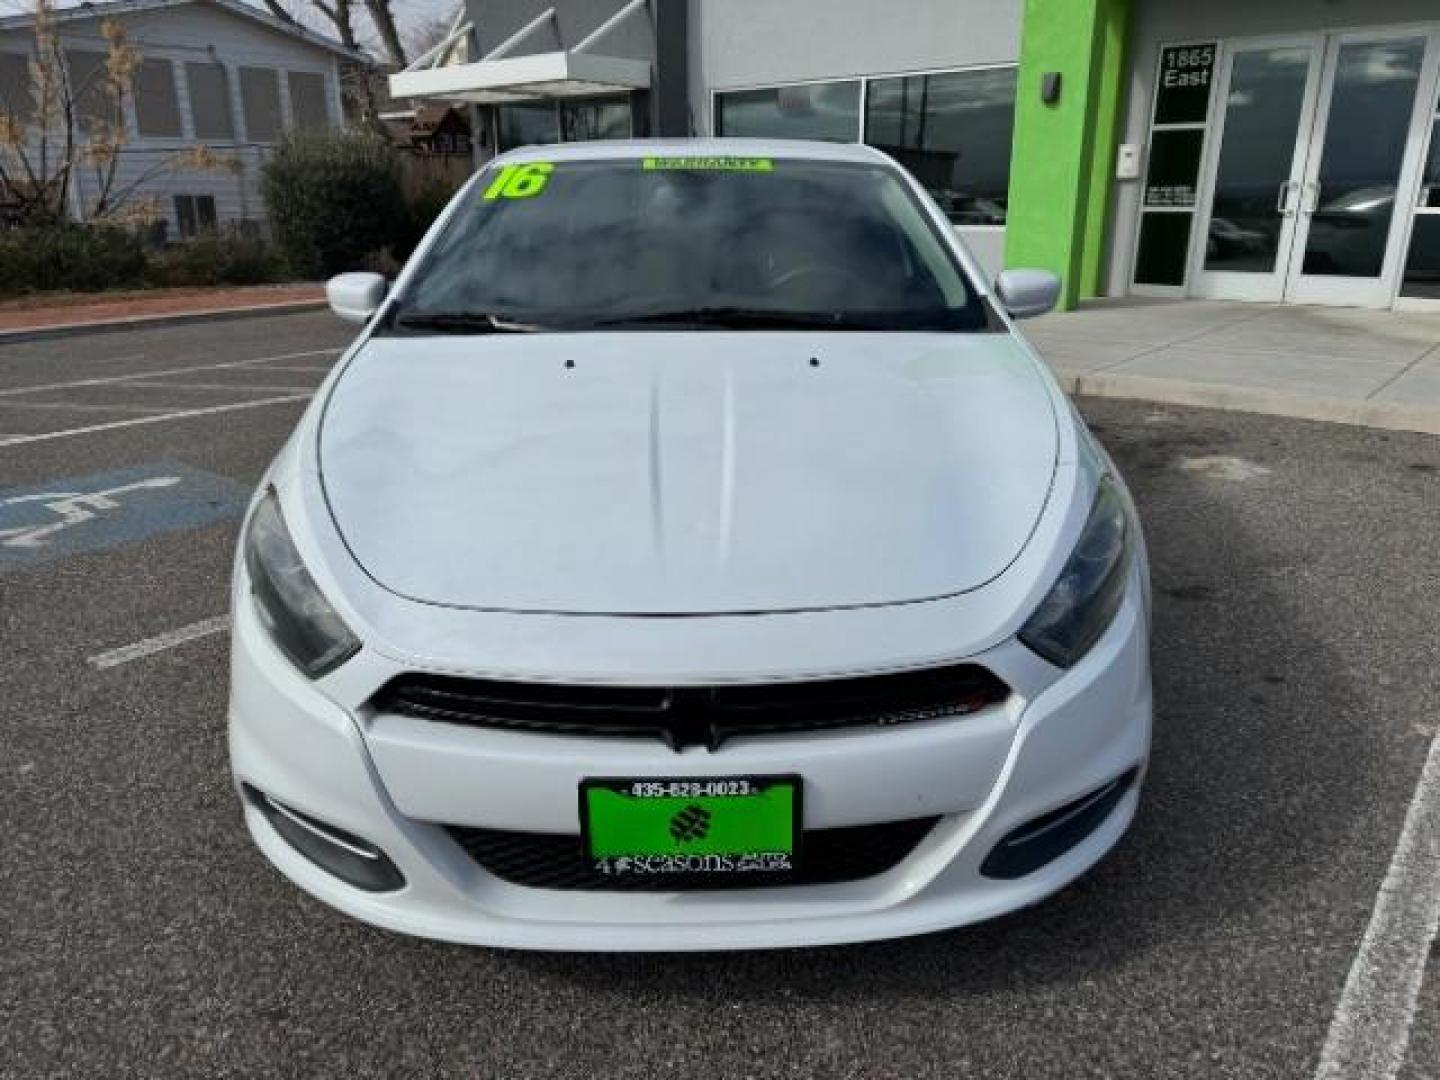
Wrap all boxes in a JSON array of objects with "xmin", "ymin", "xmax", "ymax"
[
  {"xmin": 261, "ymin": 129, "xmax": 406, "ymax": 279},
  {"xmin": 0, "ymin": 226, "xmax": 147, "ymax": 295},
  {"xmin": 394, "ymin": 179, "xmax": 458, "ymax": 263},
  {"xmin": 145, "ymin": 229, "xmax": 289, "ymax": 288}
]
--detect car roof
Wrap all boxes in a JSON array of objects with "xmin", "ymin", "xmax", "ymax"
[{"xmin": 494, "ymin": 138, "xmax": 894, "ymax": 167}]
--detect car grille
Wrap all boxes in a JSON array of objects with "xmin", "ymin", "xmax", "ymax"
[
  {"xmin": 445, "ymin": 817, "xmax": 942, "ymax": 891},
  {"xmin": 375, "ymin": 664, "xmax": 1009, "ymax": 751}
]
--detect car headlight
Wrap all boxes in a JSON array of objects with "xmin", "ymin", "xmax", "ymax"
[
  {"xmin": 243, "ymin": 488, "xmax": 360, "ymax": 678},
  {"xmin": 1018, "ymin": 476, "xmax": 1132, "ymax": 668}
]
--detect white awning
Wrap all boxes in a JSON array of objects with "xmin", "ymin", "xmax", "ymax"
[
  {"xmin": 389, "ymin": 50, "xmax": 650, "ymax": 105},
  {"xmin": 388, "ymin": 2, "xmax": 652, "ymax": 106}
]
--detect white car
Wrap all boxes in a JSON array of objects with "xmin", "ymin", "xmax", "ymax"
[{"xmin": 230, "ymin": 139, "xmax": 1151, "ymax": 951}]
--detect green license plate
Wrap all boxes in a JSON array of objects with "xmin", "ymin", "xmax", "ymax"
[{"xmin": 580, "ymin": 776, "xmax": 801, "ymax": 879}]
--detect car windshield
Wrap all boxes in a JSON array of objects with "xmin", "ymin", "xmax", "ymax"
[{"xmin": 384, "ymin": 155, "xmax": 995, "ymax": 334}]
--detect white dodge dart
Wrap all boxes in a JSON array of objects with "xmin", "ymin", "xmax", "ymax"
[{"xmin": 229, "ymin": 139, "xmax": 1152, "ymax": 951}]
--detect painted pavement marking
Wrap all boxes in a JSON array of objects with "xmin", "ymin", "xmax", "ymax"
[
  {"xmin": 0, "ymin": 348, "xmax": 338, "ymax": 399},
  {"xmin": 88, "ymin": 615, "xmax": 230, "ymax": 670},
  {"xmin": 0, "ymin": 463, "xmax": 249, "ymax": 570},
  {"xmin": 0, "ymin": 393, "xmax": 313, "ymax": 448},
  {"xmin": 1313, "ymin": 726, "xmax": 1440, "ymax": 1080}
]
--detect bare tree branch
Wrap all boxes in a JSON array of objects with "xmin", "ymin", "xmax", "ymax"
[
  {"xmin": 256, "ymin": 0, "xmax": 299, "ymax": 27},
  {"xmin": 361, "ymin": 0, "xmax": 408, "ymax": 68},
  {"xmin": 311, "ymin": 0, "xmax": 360, "ymax": 52}
]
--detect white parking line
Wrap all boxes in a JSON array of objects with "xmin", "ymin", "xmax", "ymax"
[
  {"xmin": 0, "ymin": 400, "xmax": 177, "ymax": 414},
  {"xmin": 0, "ymin": 348, "xmax": 338, "ymax": 399},
  {"xmin": 88, "ymin": 615, "xmax": 229, "ymax": 670},
  {"xmin": 242, "ymin": 365, "xmax": 336, "ymax": 374},
  {"xmin": 0, "ymin": 352, "xmax": 144, "ymax": 366},
  {"xmin": 1313, "ymin": 727, "xmax": 1440, "ymax": 1080},
  {"xmin": 0, "ymin": 392, "xmax": 313, "ymax": 447},
  {"xmin": 131, "ymin": 381, "xmax": 318, "ymax": 393}
]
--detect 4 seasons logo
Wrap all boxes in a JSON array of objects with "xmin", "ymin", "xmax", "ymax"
[
  {"xmin": 668, "ymin": 804, "xmax": 712, "ymax": 843},
  {"xmin": 595, "ymin": 852, "xmax": 794, "ymax": 876}
]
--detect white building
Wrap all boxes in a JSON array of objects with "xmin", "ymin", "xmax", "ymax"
[{"xmin": 0, "ymin": 0, "xmax": 358, "ymax": 237}]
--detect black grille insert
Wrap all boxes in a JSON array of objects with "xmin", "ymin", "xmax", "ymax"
[
  {"xmin": 376, "ymin": 664, "xmax": 1009, "ymax": 750},
  {"xmin": 446, "ymin": 817, "xmax": 941, "ymax": 891}
]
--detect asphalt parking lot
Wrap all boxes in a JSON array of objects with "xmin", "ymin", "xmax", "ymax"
[{"xmin": 1, "ymin": 310, "xmax": 1438, "ymax": 1079}]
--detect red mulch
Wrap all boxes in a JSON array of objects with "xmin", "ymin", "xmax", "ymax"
[{"xmin": 0, "ymin": 283, "xmax": 325, "ymax": 333}]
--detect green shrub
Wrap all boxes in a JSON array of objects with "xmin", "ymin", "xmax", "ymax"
[
  {"xmin": 261, "ymin": 129, "xmax": 406, "ymax": 279},
  {"xmin": 395, "ymin": 179, "xmax": 458, "ymax": 262},
  {"xmin": 145, "ymin": 229, "xmax": 289, "ymax": 288},
  {"xmin": 0, "ymin": 226, "xmax": 147, "ymax": 295}
]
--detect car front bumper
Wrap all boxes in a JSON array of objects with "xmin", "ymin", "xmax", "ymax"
[{"xmin": 228, "ymin": 569, "xmax": 1151, "ymax": 952}]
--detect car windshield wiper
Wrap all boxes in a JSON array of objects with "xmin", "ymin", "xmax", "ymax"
[
  {"xmin": 587, "ymin": 307, "xmax": 857, "ymax": 331},
  {"xmin": 388, "ymin": 309, "xmax": 549, "ymax": 334}
]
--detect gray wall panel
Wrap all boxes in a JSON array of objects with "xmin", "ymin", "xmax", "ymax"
[{"xmin": 694, "ymin": 0, "xmax": 1021, "ymax": 113}]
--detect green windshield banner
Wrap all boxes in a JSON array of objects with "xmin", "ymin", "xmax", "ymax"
[{"xmin": 642, "ymin": 156, "xmax": 774, "ymax": 173}]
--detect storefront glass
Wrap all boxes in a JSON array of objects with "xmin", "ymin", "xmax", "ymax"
[
  {"xmin": 714, "ymin": 81, "xmax": 861, "ymax": 142},
  {"xmin": 560, "ymin": 97, "xmax": 632, "ymax": 141},
  {"xmin": 864, "ymin": 67, "xmax": 1016, "ymax": 225},
  {"xmin": 1300, "ymin": 37, "xmax": 1425, "ymax": 279},
  {"xmin": 497, "ymin": 102, "xmax": 560, "ymax": 150},
  {"xmin": 496, "ymin": 96, "xmax": 633, "ymax": 151},
  {"xmin": 1202, "ymin": 47, "xmax": 1311, "ymax": 275},
  {"xmin": 714, "ymin": 68, "xmax": 1018, "ymax": 225},
  {"xmin": 1401, "ymin": 90, "xmax": 1440, "ymax": 299}
]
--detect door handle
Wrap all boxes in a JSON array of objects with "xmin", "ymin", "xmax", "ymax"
[
  {"xmin": 1276, "ymin": 181, "xmax": 1298, "ymax": 216},
  {"xmin": 1300, "ymin": 182, "xmax": 1321, "ymax": 214}
]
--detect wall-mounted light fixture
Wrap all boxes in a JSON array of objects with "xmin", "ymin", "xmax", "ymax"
[{"xmin": 1041, "ymin": 71, "xmax": 1062, "ymax": 105}]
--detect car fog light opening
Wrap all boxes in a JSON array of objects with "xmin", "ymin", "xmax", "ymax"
[
  {"xmin": 244, "ymin": 784, "xmax": 405, "ymax": 892},
  {"xmin": 979, "ymin": 767, "xmax": 1138, "ymax": 880}
]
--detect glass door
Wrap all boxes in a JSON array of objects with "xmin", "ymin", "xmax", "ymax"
[
  {"xmin": 1397, "ymin": 37, "xmax": 1440, "ymax": 305},
  {"xmin": 1286, "ymin": 32, "xmax": 1430, "ymax": 306},
  {"xmin": 1191, "ymin": 38, "xmax": 1323, "ymax": 302}
]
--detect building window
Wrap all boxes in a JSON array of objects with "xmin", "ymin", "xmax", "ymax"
[
  {"xmin": 864, "ymin": 67, "xmax": 1016, "ymax": 226},
  {"xmin": 186, "ymin": 62, "xmax": 233, "ymax": 140},
  {"xmin": 713, "ymin": 69, "xmax": 1017, "ymax": 224},
  {"xmin": 134, "ymin": 58, "xmax": 182, "ymax": 138},
  {"xmin": 560, "ymin": 96, "xmax": 630, "ymax": 141},
  {"xmin": 0, "ymin": 52, "xmax": 32, "ymax": 122},
  {"xmin": 1132, "ymin": 43, "xmax": 1218, "ymax": 288},
  {"xmin": 65, "ymin": 50, "xmax": 113, "ymax": 130},
  {"xmin": 495, "ymin": 95, "xmax": 631, "ymax": 151},
  {"xmin": 714, "ymin": 81, "xmax": 861, "ymax": 142},
  {"xmin": 497, "ymin": 102, "xmax": 558, "ymax": 150},
  {"xmin": 287, "ymin": 70, "xmax": 329, "ymax": 131},
  {"xmin": 174, "ymin": 194, "xmax": 217, "ymax": 238},
  {"xmin": 238, "ymin": 66, "xmax": 282, "ymax": 143}
]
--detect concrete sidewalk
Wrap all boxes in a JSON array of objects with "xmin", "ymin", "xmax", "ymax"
[{"xmin": 1026, "ymin": 298, "xmax": 1440, "ymax": 435}]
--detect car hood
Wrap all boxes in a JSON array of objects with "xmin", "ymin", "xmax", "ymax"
[{"xmin": 318, "ymin": 331, "xmax": 1058, "ymax": 615}]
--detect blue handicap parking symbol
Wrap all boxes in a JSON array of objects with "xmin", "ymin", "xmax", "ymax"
[{"xmin": 0, "ymin": 463, "xmax": 251, "ymax": 572}]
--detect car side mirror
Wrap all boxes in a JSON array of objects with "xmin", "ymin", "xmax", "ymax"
[
  {"xmin": 327, "ymin": 272, "xmax": 388, "ymax": 325},
  {"xmin": 994, "ymin": 268, "xmax": 1061, "ymax": 320}
]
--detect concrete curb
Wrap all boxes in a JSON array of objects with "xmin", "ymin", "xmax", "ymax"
[
  {"xmin": 0, "ymin": 298, "xmax": 327, "ymax": 345},
  {"xmin": 1055, "ymin": 369, "xmax": 1440, "ymax": 437}
]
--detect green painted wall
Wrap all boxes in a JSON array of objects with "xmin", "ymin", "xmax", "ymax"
[{"xmin": 1005, "ymin": 0, "xmax": 1130, "ymax": 309}]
